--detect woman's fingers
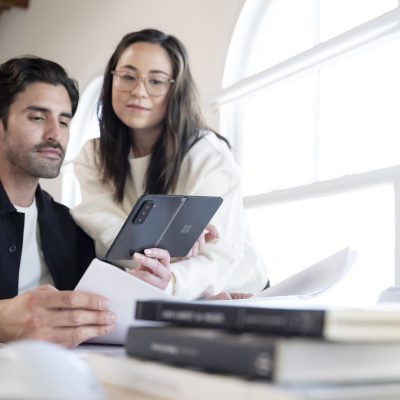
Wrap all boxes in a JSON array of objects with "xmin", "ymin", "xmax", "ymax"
[
  {"xmin": 129, "ymin": 248, "xmax": 171, "ymax": 290},
  {"xmin": 204, "ymin": 223, "xmax": 219, "ymax": 243},
  {"xmin": 144, "ymin": 248, "xmax": 170, "ymax": 267}
]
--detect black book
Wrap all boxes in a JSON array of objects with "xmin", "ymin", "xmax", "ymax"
[
  {"xmin": 135, "ymin": 300, "xmax": 400, "ymax": 341},
  {"xmin": 126, "ymin": 325, "xmax": 400, "ymax": 384}
]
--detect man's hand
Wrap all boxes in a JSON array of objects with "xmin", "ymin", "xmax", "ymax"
[
  {"xmin": 0, "ymin": 285, "xmax": 116, "ymax": 348},
  {"xmin": 129, "ymin": 248, "xmax": 171, "ymax": 290}
]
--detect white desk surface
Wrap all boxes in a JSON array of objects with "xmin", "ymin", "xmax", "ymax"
[
  {"xmin": 77, "ymin": 344, "xmax": 166, "ymax": 400},
  {"xmin": 103, "ymin": 383, "xmax": 165, "ymax": 400}
]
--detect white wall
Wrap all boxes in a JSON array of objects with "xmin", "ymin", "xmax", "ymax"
[{"xmin": 0, "ymin": 0, "xmax": 244, "ymax": 200}]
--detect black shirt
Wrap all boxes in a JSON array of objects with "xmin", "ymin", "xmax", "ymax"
[{"xmin": 0, "ymin": 181, "xmax": 95, "ymax": 300}]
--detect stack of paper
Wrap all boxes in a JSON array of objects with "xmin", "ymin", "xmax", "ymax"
[{"xmin": 75, "ymin": 247, "xmax": 358, "ymax": 344}]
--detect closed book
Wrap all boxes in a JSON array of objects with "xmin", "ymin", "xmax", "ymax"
[
  {"xmin": 126, "ymin": 326, "xmax": 400, "ymax": 384},
  {"xmin": 135, "ymin": 300, "xmax": 400, "ymax": 341},
  {"xmin": 85, "ymin": 352, "xmax": 400, "ymax": 400}
]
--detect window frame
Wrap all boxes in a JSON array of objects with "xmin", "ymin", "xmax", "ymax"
[{"xmin": 214, "ymin": 2, "xmax": 400, "ymax": 286}]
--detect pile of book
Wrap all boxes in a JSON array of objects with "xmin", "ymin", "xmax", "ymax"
[{"xmin": 87, "ymin": 299, "xmax": 400, "ymax": 400}]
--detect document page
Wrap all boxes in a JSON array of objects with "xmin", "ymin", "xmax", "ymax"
[
  {"xmin": 75, "ymin": 260, "xmax": 174, "ymax": 344},
  {"xmin": 254, "ymin": 247, "xmax": 358, "ymax": 298},
  {"xmin": 75, "ymin": 247, "xmax": 357, "ymax": 344}
]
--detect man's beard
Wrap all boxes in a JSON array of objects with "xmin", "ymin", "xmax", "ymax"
[{"xmin": 2, "ymin": 137, "xmax": 66, "ymax": 179}]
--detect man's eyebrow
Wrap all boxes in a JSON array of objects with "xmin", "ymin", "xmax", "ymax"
[
  {"xmin": 26, "ymin": 105, "xmax": 73, "ymax": 119},
  {"xmin": 118, "ymin": 65, "xmax": 170, "ymax": 76},
  {"xmin": 60, "ymin": 112, "xmax": 73, "ymax": 119}
]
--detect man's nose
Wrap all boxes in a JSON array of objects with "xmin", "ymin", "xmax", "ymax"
[{"xmin": 43, "ymin": 119, "xmax": 62, "ymax": 142}]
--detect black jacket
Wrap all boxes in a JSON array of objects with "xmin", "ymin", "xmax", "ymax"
[{"xmin": 0, "ymin": 182, "xmax": 95, "ymax": 300}]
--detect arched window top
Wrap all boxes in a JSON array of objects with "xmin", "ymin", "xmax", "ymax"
[
  {"xmin": 61, "ymin": 76, "xmax": 103, "ymax": 207},
  {"xmin": 224, "ymin": 0, "xmax": 398, "ymax": 88},
  {"xmin": 65, "ymin": 75, "xmax": 103, "ymax": 165}
]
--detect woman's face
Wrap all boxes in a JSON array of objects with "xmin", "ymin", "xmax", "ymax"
[{"xmin": 112, "ymin": 42, "xmax": 173, "ymax": 137}]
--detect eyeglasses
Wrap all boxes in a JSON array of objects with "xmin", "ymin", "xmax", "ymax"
[{"xmin": 111, "ymin": 70, "xmax": 175, "ymax": 97}]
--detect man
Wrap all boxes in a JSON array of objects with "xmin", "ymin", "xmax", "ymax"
[
  {"xmin": 0, "ymin": 56, "xmax": 218, "ymax": 347},
  {"xmin": 0, "ymin": 56, "xmax": 117, "ymax": 347}
]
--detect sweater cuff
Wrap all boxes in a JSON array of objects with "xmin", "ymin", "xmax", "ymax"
[{"xmin": 164, "ymin": 272, "xmax": 176, "ymax": 296}]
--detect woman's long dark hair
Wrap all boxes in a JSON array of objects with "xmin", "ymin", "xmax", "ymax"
[{"xmin": 97, "ymin": 28, "xmax": 228, "ymax": 203}]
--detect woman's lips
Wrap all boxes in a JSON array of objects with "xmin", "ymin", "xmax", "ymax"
[{"xmin": 127, "ymin": 104, "xmax": 150, "ymax": 111}]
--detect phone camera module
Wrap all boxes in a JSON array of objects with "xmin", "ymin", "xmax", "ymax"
[{"xmin": 133, "ymin": 200, "xmax": 154, "ymax": 224}]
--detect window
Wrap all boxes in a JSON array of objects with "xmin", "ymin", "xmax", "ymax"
[
  {"xmin": 61, "ymin": 76, "xmax": 103, "ymax": 206},
  {"xmin": 217, "ymin": 0, "xmax": 400, "ymax": 304}
]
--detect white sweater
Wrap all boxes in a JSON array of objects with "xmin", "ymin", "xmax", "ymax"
[{"xmin": 71, "ymin": 132, "xmax": 268, "ymax": 299}]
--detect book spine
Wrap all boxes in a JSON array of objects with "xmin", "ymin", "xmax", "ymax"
[
  {"xmin": 86, "ymin": 353, "xmax": 298, "ymax": 400},
  {"xmin": 126, "ymin": 327, "xmax": 276, "ymax": 379},
  {"xmin": 135, "ymin": 301, "xmax": 325, "ymax": 337}
]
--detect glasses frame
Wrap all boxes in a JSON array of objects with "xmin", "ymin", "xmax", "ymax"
[{"xmin": 111, "ymin": 70, "xmax": 175, "ymax": 97}]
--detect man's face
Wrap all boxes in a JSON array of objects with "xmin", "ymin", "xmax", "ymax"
[{"xmin": 0, "ymin": 82, "xmax": 72, "ymax": 179}]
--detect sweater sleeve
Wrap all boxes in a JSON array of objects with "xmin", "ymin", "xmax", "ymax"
[
  {"xmin": 169, "ymin": 134, "xmax": 268, "ymax": 299},
  {"xmin": 72, "ymin": 135, "xmax": 268, "ymax": 299}
]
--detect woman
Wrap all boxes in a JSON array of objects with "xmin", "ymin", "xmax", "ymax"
[{"xmin": 72, "ymin": 29, "xmax": 268, "ymax": 299}]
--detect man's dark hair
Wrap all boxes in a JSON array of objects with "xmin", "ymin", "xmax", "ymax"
[{"xmin": 0, "ymin": 56, "xmax": 79, "ymax": 128}]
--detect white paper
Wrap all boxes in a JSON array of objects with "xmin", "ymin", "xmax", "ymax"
[
  {"xmin": 75, "ymin": 260, "xmax": 174, "ymax": 344},
  {"xmin": 75, "ymin": 247, "xmax": 357, "ymax": 344},
  {"xmin": 254, "ymin": 246, "xmax": 358, "ymax": 298}
]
